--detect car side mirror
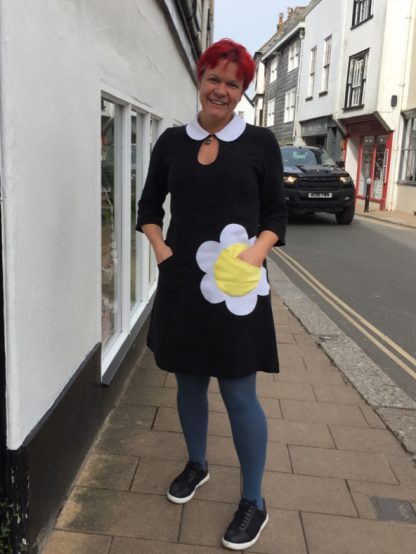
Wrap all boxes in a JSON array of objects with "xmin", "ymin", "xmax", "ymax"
[{"xmin": 336, "ymin": 160, "xmax": 345, "ymax": 169}]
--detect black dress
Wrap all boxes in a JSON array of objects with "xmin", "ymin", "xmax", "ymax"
[{"xmin": 136, "ymin": 118, "xmax": 287, "ymax": 378}]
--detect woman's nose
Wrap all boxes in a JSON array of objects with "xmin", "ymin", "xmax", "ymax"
[{"xmin": 214, "ymin": 81, "xmax": 226, "ymax": 95}]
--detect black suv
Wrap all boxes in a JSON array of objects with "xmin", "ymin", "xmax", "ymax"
[{"xmin": 281, "ymin": 146, "xmax": 356, "ymax": 224}]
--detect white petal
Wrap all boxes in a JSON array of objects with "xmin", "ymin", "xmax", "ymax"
[
  {"xmin": 200, "ymin": 273, "xmax": 227, "ymax": 304},
  {"xmin": 225, "ymin": 292, "xmax": 258, "ymax": 316},
  {"xmin": 219, "ymin": 223, "xmax": 249, "ymax": 247},
  {"xmin": 247, "ymin": 236, "xmax": 257, "ymax": 246},
  {"xmin": 256, "ymin": 267, "xmax": 270, "ymax": 296},
  {"xmin": 196, "ymin": 241, "xmax": 221, "ymax": 273}
]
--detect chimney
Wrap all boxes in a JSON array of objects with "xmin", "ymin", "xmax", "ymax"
[
  {"xmin": 277, "ymin": 12, "xmax": 284, "ymax": 29},
  {"xmin": 287, "ymin": 7, "xmax": 293, "ymax": 17}
]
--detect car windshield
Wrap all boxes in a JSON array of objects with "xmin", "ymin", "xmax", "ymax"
[{"xmin": 281, "ymin": 147, "xmax": 336, "ymax": 167}]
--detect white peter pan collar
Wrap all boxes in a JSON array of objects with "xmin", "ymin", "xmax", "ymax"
[{"xmin": 186, "ymin": 112, "xmax": 246, "ymax": 142}]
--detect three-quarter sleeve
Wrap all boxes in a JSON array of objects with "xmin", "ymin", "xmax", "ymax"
[
  {"xmin": 259, "ymin": 130, "xmax": 288, "ymax": 246},
  {"xmin": 136, "ymin": 130, "xmax": 170, "ymax": 232}
]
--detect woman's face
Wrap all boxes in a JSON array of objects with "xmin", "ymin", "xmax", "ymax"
[{"xmin": 198, "ymin": 59, "xmax": 244, "ymax": 129}]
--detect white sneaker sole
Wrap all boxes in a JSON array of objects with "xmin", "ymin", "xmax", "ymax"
[
  {"xmin": 221, "ymin": 513, "xmax": 269, "ymax": 551},
  {"xmin": 166, "ymin": 473, "xmax": 210, "ymax": 504}
]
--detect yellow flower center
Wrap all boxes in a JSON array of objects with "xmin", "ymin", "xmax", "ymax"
[{"xmin": 214, "ymin": 243, "xmax": 261, "ymax": 297}]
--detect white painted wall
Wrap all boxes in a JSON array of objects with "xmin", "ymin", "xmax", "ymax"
[
  {"xmin": 334, "ymin": 0, "xmax": 389, "ymax": 118},
  {"xmin": 236, "ymin": 94, "xmax": 255, "ymax": 124},
  {"xmin": 1, "ymin": 0, "xmax": 200, "ymax": 449},
  {"xmin": 297, "ymin": 0, "xmax": 345, "ymax": 123}
]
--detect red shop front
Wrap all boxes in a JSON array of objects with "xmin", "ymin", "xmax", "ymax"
[{"xmin": 342, "ymin": 115, "xmax": 393, "ymax": 211}]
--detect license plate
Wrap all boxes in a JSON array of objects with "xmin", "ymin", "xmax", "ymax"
[{"xmin": 307, "ymin": 192, "xmax": 333, "ymax": 198}]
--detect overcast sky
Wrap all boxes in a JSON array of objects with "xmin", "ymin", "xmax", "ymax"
[{"xmin": 213, "ymin": 0, "xmax": 310, "ymax": 57}]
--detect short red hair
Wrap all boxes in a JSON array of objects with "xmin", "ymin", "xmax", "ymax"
[{"xmin": 197, "ymin": 38, "xmax": 255, "ymax": 91}]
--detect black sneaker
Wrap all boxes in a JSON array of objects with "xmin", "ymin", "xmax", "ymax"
[
  {"xmin": 167, "ymin": 461, "xmax": 209, "ymax": 504},
  {"xmin": 222, "ymin": 498, "xmax": 269, "ymax": 550}
]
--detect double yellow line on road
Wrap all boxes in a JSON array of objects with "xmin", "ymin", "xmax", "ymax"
[{"xmin": 273, "ymin": 247, "xmax": 416, "ymax": 381}]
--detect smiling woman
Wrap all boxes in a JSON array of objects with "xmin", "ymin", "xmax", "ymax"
[{"xmin": 136, "ymin": 38, "xmax": 287, "ymax": 551}]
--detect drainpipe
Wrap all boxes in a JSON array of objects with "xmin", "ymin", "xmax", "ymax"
[{"xmin": 293, "ymin": 25, "xmax": 305, "ymax": 144}]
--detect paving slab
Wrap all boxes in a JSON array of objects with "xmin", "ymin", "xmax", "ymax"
[
  {"xmin": 181, "ymin": 500, "xmax": 307, "ymax": 554},
  {"xmin": 302, "ymin": 512, "xmax": 416, "ymax": 554},
  {"xmin": 280, "ymin": 399, "xmax": 369, "ymax": 426},
  {"xmin": 329, "ymin": 425, "xmax": 406, "ymax": 454},
  {"xmin": 263, "ymin": 472, "xmax": 357, "ymax": 516},
  {"xmin": 41, "ymin": 530, "xmax": 112, "ymax": 554},
  {"xmin": 289, "ymin": 445, "xmax": 397, "ymax": 483},
  {"xmin": 110, "ymin": 537, "xmax": 227, "ymax": 553},
  {"xmin": 56, "ymin": 487, "xmax": 181, "ymax": 542},
  {"xmin": 267, "ymin": 419, "xmax": 334, "ymax": 448},
  {"xmin": 76, "ymin": 452, "xmax": 138, "ymax": 491}
]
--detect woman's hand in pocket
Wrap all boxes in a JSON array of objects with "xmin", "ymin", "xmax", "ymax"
[
  {"xmin": 237, "ymin": 245, "xmax": 265, "ymax": 268},
  {"xmin": 155, "ymin": 244, "xmax": 173, "ymax": 265}
]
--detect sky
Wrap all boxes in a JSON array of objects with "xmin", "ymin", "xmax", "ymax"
[{"xmin": 213, "ymin": 0, "xmax": 310, "ymax": 58}]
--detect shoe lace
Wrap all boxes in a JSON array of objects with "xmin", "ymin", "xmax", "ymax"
[
  {"xmin": 177, "ymin": 462, "xmax": 199, "ymax": 483},
  {"xmin": 232, "ymin": 500, "xmax": 256, "ymax": 530}
]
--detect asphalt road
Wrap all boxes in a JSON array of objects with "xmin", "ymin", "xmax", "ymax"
[{"xmin": 275, "ymin": 212, "xmax": 416, "ymax": 402}]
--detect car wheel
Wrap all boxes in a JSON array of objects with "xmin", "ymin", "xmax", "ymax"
[{"xmin": 335, "ymin": 205, "xmax": 355, "ymax": 225}]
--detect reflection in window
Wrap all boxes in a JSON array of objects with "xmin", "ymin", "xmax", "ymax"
[
  {"xmin": 101, "ymin": 99, "xmax": 121, "ymax": 350},
  {"xmin": 130, "ymin": 112, "xmax": 142, "ymax": 310},
  {"xmin": 401, "ymin": 117, "xmax": 416, "ymax": 183}
]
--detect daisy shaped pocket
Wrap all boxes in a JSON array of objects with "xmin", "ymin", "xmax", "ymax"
[{"xmin": 196, "ymin": 223, "xmax": 270, "ymax": 316}]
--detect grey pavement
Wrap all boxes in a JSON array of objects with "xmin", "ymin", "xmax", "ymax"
[{"xmin": 40, "ymin": 238, "xmax": 416, "ymax": 553}]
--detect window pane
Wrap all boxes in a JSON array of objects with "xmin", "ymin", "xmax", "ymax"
[
  {"xmin": 101, "ymin": 99, "xmax": 122, "ymax": 349},
  {"xmin": 130, "ymin": 112, "xmax": 142, "ymax": 310}
]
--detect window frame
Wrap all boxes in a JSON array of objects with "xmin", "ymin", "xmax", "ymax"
[
  {"xmin": 284, "ymin": 88, "xmax": 296, "ymax": 123},
  {"xmin": 307, "ymin": 47, "xmax": 317, "ymax": 98},
  {"xmin": 399, "ymin": 115, "xmax": 416, "ymax": 185},
  {"xmin": 100, "ymin": 91, "xmax": 163, "ymax": 379},
  {"xmin": 269, "ymin": 57, "xmax": 278, "ymax": 83},
  {"xmin": 266, "ymin": 99, "xmax": 275, "ymax": 127},
  {"xmin": 344, "ymin": 49, "xmax": 369, "ymax": 110},
  {"xmin": 320, "ymin": 36, "xmax": 332, "ymax": 93},
  {"xmin": 288, "ymin": 40, "xmax": 300, "ymax": 72},
  {"xmin": 352, "ymin": 0, "xmax": 373, "ymax": 28}
]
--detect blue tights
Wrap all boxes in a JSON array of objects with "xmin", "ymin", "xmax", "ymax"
[{"xmin": 175, "ymin": 372, "xmax": 267, "ymax": 508}]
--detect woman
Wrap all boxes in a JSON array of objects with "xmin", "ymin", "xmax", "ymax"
[{"xmin": 136, "ymin": 38, "xmax": 287, "ymax": 551}]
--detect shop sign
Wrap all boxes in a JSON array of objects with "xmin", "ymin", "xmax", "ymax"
[{"xmin": 301, "ymin": 118, "xmax": 329, "ymax": 137}]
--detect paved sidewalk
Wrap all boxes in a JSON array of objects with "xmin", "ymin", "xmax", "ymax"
[
  {"xmin": 41, "ymin": 293, "xmax": 416, "ymax": 554},
  {"xmin": 355, "ymin": 203, "xmax": 416, "ymax": 229}
]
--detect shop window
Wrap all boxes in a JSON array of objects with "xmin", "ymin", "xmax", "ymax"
[
  {"xmin": 288, "ymin": 40, "xmax": 300, "ymax": 72},
  {"xmin": 321, "ymin": 36, "xmax": 332, "ymax": 93},
  {"xmin": 352, "ymin": 0, "xmax": 373, "ymax": 28},
  {"xmin": 101, "ymin": 95, "xmax": 160, "ymax": 369},
  {"xmin": 284, "ymin": 88, "xmax": 296, "ymax": 123},
  {"xmin": 307, "ymin": 47, "xmax": 316, "ymax": 98},
  {"xmin": 400, "ymin": 117, "xmax": 416, "ymax": 183},
  {"xmin": 345, "ymin": 49, "xmax": 369, "ymax": 109}
]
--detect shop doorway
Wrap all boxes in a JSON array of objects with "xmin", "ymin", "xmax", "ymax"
[{"xmin": 356, "ymin": 134, "xmax": 391, "ymax": 210}]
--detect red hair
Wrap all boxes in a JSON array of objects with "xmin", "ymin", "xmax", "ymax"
[{"xmin": 197, "ymin": 38, "xmax": 255, "ymax": 91}]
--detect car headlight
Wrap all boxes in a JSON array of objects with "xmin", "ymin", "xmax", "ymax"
[
  {"xmin": 284, "ymin": 175, "xmax": 298, "ymax": 185},
  {"xmin": 339, "ymin": 175, "xmax": 351, "ymax": 184}
]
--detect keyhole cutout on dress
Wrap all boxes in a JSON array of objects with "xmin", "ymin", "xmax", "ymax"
[{"xmin": 197, "ymin": 137, "xmax": 219, "ymax": 165}]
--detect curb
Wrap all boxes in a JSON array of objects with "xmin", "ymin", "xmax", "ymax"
[
  {"xmin": 268, "ymin": 253, "xmax": 416, "ymax": 459},
  {"xmin": 355, "ymin": 212, "xmax": 416, "ymax": 230}
]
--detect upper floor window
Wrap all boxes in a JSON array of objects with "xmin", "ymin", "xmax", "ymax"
[
  {"xmin": 308, "ymin": 47, "xmax": 316, "ymax": 98},
  {"xmin": 352, "ymin": 0, "xmax": 373, "ymax": 27},
  {"xmin": 269, "ymin": 57, "xmax": 278, "ymax": 83},
  {"xmin": 266, "ymin": 99, "xmax": 275, "ymax": 127},
  {"xmin": 284, "ymin": 88, "xmax": 296, "ymax": 123},
  {"xmin": 345, "ymin": 49, "xmax": 369, "ymax": 109},
  {"xmin": 321, "ymin": 36, "xmax": 332, "ymax": 92},
  {"xmin": 288, "ymin": 40, "xmax": 300, "ymax": 72}
]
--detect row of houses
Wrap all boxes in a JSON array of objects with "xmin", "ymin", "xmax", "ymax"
[
  {"xmin": 0, "ymin": 1, "xmax": 213, "ymax": 551},
  {"xmin": 253, "ymin": 0, "xmax": 416, "ymax": 214}
]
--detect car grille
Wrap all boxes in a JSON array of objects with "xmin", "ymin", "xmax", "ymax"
[{"xmin": 296, "ymin": 176, "xmax": 341, "ymax": 191}]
